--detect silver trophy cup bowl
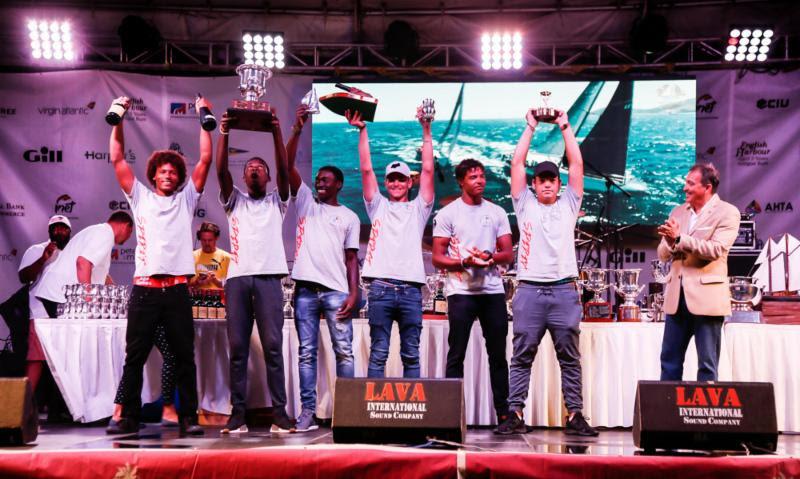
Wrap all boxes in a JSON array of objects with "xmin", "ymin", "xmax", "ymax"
[{"xmin": 729, "ymin": 276, "xmax": 761, "ymax": 312}]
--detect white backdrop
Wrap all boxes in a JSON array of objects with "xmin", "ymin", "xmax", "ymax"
[{"xmin": 1, "ymin": 68, "xmax": 799, "ymax": 303}]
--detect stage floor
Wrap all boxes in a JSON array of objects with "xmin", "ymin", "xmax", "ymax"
[
  {"xmin": 3, "ymin": 424, "xmax": 800, "ymax": 479},
  {"xmin": 9, "ymin": 423, "xmax": 800, "ymax": 455}
]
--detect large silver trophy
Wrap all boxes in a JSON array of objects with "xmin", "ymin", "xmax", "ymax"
[
  {"xmin": 728, "ymin": 276, "xmax": 762, "ymax": 323},
  {"xmin": 580, "ymin": 268, "xmax": 612, "ymax": 321},
  {"xmin": 227, "ymin": 64, "xmax": 274, "ymax": 131},
  {"xmin": 614, "ymin": 269, "xmax": 646, "ymax": 322}
]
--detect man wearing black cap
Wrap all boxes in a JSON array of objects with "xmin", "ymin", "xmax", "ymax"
[{"xmin": 496, "ymin": 109, "xmax": 598, "ymax": 437}]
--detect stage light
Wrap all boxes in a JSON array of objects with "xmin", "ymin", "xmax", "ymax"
[
  {"xmin": 725, "ymin": 25, "xmax": 773, "ymax": 63},
  {"xmin": 27, "ymin": 19, "xmax": 76, "ymax": 63},
  {"xmin": 242, "ymin": 31, "xmax": 285, "ymax": 69},
  {"xmin": 480, "ymin": 31, "xmax": 522, "ymax": 70}
]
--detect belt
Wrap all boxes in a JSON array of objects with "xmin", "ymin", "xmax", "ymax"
[
  {"xmin": 369, "ymin": 278, "xmax": 423, "ymax": 288},
  {"xmin": 133, "ymin": 276, "xmax": 189, "ymax": 288},
  {"xmin": 520, "ymin": 277, "xmax": 577, "ymax": 287}
]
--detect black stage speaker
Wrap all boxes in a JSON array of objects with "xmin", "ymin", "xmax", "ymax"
[
  {"xmin": 332, "ymin": 378, "xmax": 465, "ymax": 444},
  {"xmin": 0, "ymin": 378, "xmax": 38, "ymax": 446},
  {"xmin": 633, "ymin": 380, "xmax": 777, "ymax": 452}
]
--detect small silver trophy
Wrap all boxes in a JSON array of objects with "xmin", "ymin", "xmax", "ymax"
[
  {"xmin": 358, "ymin": 276, "xmax": 370, "ymax": 319},
  {"xmin": 649, "ymin": 260, "xmax": 671, "ymax": 322},
  {"xmin": 502, "ymin": 273, "xmax": 518, "ymax": 317},
  {"xmin": 227, "ymin": 63, "xmax": 274, "ymax": 131},
  {"xmin": 614, "ymin": 269, "xmax": 646, "ymax": 322},
  {"xmin": 281, "ymin": 277, "xmax": 294, "ymax": 319},
  {"xmin": 532, "ymin": 90, "xmax": 559, "ymax": 122},
  {"xmin": 728, "ymin": 276, "xmax": 762, "ymax": 323},
  {"xmin": 420, "ymin": 98, "xmax": 435, "ymax": 122}
]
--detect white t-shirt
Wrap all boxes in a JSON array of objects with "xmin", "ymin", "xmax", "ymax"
[
  {"xmin": 18, "ymin": 241, "xmax": 61, "ymax": 318},
  {"xmin": 126, "ymin": 178, "xmax": 200, "ymax": 277},
  {"xmin": 513, "ymin": 185, "xmax": 581, "ymax": 281},
  {"xmin": 432, "ymin": 197, "xmax": 511, "ymax": 296},
  {"xmin": 33, "ymin": 223, "xmax": 115, "ymax": 303},
  {"xmin": 222, "ymin": 186, "xmax": 289, "ymax": 279},
  {"xmin": 362, "ymin": 193, "xmax": 433, "ymax": 284},
  {"xmin": 291, "ymin": 182, "xmax": 360, "ymax": 293}
]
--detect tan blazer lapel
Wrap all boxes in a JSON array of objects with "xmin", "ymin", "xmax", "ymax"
[{"xmin": 688, "ymin": 194, "xmax": 720, "ymax": 236}]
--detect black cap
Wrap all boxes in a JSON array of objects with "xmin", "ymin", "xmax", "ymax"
[{"xmin": 533, "ymin": 161, "xmax": 559, "ymax": 178}]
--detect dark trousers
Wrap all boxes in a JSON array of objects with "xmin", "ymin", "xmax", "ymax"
[
  {"xmin": 118, "ymin": 284, "xmax": 198, "ymax": 422},
  {"xmin": 445, "ymin": 293, "xmax": 509, "ymax": 416},
  {"xmin": 660, "ymin": 287, "xmax": 724, "ymax": 381},
  {"xmin": 224, "ymin": 275, "xmax": 287, "ymax": 416}
]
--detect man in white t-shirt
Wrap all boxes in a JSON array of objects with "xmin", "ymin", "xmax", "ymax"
[
  {"xmin": 17, "ymin": 215, "xmax": 71, "ymax": 393},
  {"xmin": 215, "ymin": 111, "xmax": 296, "ymax": 434},
  {"xmin": 287, "ymin": 106, "xmax": 361, "ymax": 432},
  {"xmin": 345, "ymin": 104, "xmax": 434, "ymax": 379},
  {"xmin": 431, "ymin": 158, "xmax": 515, "ymax": 425},
  {"xmin": 495, "ymin": 109, "xmax": 597, "ymax": 437},
  {"xmin": 33, "ymin": 212, "xmax": 133, "ymax": 305},
  {"xmin": 105, "ymin": 95, "xmax": 213, "ymax": 436}
]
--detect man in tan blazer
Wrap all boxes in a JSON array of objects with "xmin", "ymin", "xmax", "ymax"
[{"xmin": 656, "ymin": 162, "xmax": 740, "ymax": 381}]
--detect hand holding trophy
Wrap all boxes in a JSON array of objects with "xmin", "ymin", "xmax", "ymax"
[
  {"xmin": 226, "ymin": 64, "xmax": 274, "ymax": 132},
  {"xmin": 532, "ymin": 91, "xmax": 559, "ymax": 123}
]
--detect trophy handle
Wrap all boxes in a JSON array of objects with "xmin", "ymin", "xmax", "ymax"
[{"xmin": 752, "ymin": 286, "xmax": 763, "ymax": 307}]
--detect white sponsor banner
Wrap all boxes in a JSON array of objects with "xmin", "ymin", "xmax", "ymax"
[{"xmin": 0, "ymin": 70, "xmax": 312, "ymax": 301}]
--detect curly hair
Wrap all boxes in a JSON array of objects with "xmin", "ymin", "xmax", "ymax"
[{"xmin": 145, "ymin": 150, "xmax": 187, "ymax": 188}]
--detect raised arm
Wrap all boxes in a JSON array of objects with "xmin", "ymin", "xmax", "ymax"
[
  {"xmin": 418, "ymin": 105, "xmax": 435, "ymax": 205},
  {"xmin": 556, "ymin": 111, "xmax": 583, "ymax": 196},
  {"xmin": 108, "ymin": 97, "xmax": 135, "ymax": 195},
  {"xmin": 270, "ymin": 108, "xmax": 290, "ymax": 201},
  {"xmin": 216, "ymin": 114, "xmax": 234, "ymax": 202},
  {"xmin": 191, "ymin": 97, "xmax": 214, "ymax": 193},
  {"xmin": 286, "ymin": 105, "xmax": 309, "ymax": 195},
  {"xmin": 511, "ymin": 110, "xmax": 538, "ymax": 199},
  {"xmin": 346, "ymin": 110, "xmax": 378, "ymax": 203}
]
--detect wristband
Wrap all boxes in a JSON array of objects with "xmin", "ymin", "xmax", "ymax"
[{"xmin": 560, "ymin": 122, "xmax": 569, "ymax": 131}]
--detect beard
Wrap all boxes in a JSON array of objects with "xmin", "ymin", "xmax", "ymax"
[{"xmin": 49, "ymin": 232, "xmax": 71, "ymax": 250}]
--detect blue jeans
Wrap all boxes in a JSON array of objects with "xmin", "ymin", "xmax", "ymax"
[
  {"xmin": 366, "ymin": 279, "xmax": 423, "ymax": 378},
  {"xmin": 508, "ymin": 282, "xmax": 584, "ymax": 413},
  {"xmin": 294, "ymin": 282, "xmax": 354, "ymax": 412},
  {"xmin": 660, "ymin": 287, "xmax": 723, "ymax": 381}
]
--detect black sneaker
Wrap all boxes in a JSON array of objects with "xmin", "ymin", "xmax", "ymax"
[
  {"xmin": 565, "ymin": 412, "xmax": 599, "ymax": 437},
  {"xmin": 270, "ymin": 410, "xmax": 296, "ymax": 434},
  {"xmin": 179, "ymin": 418, "xmax": 204, "ymax": 436},
  {"xmin": 494, "ymin": 412, "xmax": 527, "ymax": 435},
  {"xmin": 106, "ymin": 417, "xmax": 139, "ymax": 435}
]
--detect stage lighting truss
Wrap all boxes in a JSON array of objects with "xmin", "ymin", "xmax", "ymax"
[
  {"xmin": 481, "ymin": 31, "xmax": 522, "ymax": 70},
  {"xmin": 242, "ymin": 31, "xmax": 285, "ymax": 69},
  {"xmin": 27, "ymin": 19, "xmax": 76, "ymax": 62},
  {"xmin": 724, "ymin": 26, "xmax": 773, "ymax": 63}
]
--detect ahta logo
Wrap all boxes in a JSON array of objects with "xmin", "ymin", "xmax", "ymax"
[
  {"xmin": 23, "ymin": 147, "xmax": 62, "ymax": 163},
  {"xmin": 745, "ymin": 199, "xmax": 762, "ymax": 216},
  {"xmin": 54, "ymin": 194, "xmax": 76, "ymax": 214},
  {"xmin": 765, "ymin": 202, "xmax": 793, "ymax": 212},
  {"xmin": 696, "ymin": 94, "xmax": 717, "ymax": 114}
]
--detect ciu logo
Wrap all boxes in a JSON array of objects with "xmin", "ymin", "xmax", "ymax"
[{"xmin": 24, "ymin": 147, "xmax": 62, "ymax": 163}]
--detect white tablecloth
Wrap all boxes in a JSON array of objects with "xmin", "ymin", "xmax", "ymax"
[{"xmin": 34, "ymin": 318, "xmax": 799, "ymax": 431}]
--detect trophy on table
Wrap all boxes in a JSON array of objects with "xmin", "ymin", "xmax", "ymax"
[
  {"xmin": 614, "ymin": 269, "xmax": 646, "ymax": 322},
  {"xmin": 728, "ymin": 276, "xmax": 762, "ymax": 323},
  {"xmin": 648, "ymin": 260, "xmax": 670, "ymax": 322},
  {"xmin": 226, "ymin": 64, "xmax": 274, "ymax": 131},
  {"xmin": 580, "ymin": 268, "xmax": 613, "ymax": 322},
  {"xmin": 358, "ymin": 276, "xmax": 370, "ymax": 319},
  {"xmin": 502, "ymin": 273, "xmax": 518, "ymax": 318},
  {"xmin": 532, "ymin": 91, "xmax": 559, "ymax": 123},
  {"xmin": 281, "ymin": 277, "xmax": 294, "ymax": 319}
]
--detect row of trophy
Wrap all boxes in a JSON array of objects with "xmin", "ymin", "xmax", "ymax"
[
  {"xmin": 579, "ymin": 264, "xmax": 665, "ymax": 322},
  {"xmin": 57, "ymin": 284, "xmax": 130, "ymax": 320}
]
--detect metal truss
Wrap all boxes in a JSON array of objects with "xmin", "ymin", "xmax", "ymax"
[{"xmin": 2, "ymin": 34, "xmax": 798, "ymax": 76}]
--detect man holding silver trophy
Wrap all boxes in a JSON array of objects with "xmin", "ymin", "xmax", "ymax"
[
  {"xmin": 656, "ymin": 163, "xmax": 740, "ymax": 381},
  {"xmin": 496, "ymin": 101, "xmax": 598, "ymax": 437},
  {"xmin": 347, "ymin": 100, "xmax": 435, "ymax": 379}
]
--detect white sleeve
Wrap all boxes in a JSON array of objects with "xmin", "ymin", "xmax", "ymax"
[
  {"xmin": 18, "ymin": 244, "xmax": 44, "ymax": 272},
  {"xmin": 293, "ymin": 182, "xmax": 313, "ymax": 217},
  {"xmin": 414, "ymin": 194, "xmax": 434, "ymax": 232},
  {"xmin": 271, "ymin": 189, "xmax": 289, "ymax": 219},
  {"xmin": 220, "ymin": 186, "xmax": 240, "ymax": 213},
  {"xmin": 511, "ymin": 187, "xmax": 533, "ymax": 217},
  {"xmin": 125, "ymin": 178, "xmax": 145, "ymax": 209},
  {"xmin": 344, "ymin": 213, "xmax": 360, "ymax": 250},
  {"xmin": 432, "ymin": 207, "xmax": 452, "ymax": 238},
  {"xmin": 496, "ymin": 206, "xmax": 512, "ymax": 238},
  {"xmin": 182, "ymin": 178, "xmax": 201, "ymax": 213},
  {"xmin": 562, "ymin": 184, "xmax": 582, "ymax": 215},
  {"xmin": 364, "ymin": 193, "xmax": 387, "ymax": 222},
  {"xmin": 78, "ymin": 227, "xmax": 115, "ymax": 267}
]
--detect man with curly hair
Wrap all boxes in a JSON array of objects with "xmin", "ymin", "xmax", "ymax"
[{"xmin": 105, "ymin": 95, "xmax": 213, "ymax": 436}]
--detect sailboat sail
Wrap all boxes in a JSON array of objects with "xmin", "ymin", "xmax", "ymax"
[
  {"xmin": 439, "ymin": 83, "xmax": 464, "ymax": 160},
  {"xmin": 579, "ymin": 81, "xmax": 634, "ymax": 182},
  {"xmin": 752, "ymin": 234, "xmax": 800, "ymax": 293}
]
